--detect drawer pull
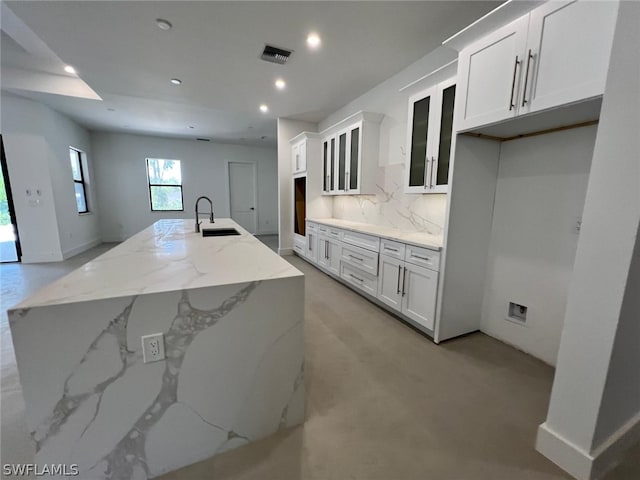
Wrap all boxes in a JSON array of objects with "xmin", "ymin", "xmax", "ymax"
[
  {"xmin": 349, "ymin": 273, "xmax": 364, "ymax": 283},
  {"xmin": 412, "ymin": 254, "xmax": 430, "ymax": 262},
  {"xmin": 348, "ymin": 254, "xmax": 364, "ymax": 262},
  {"xmin": 385, "ymin": 247, "xmax": 398, "ymax": 252}
]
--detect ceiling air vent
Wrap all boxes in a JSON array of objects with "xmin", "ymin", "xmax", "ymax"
[{"xmin": 260, "ymin": 44, "xmax": 292, "ymax": 65}]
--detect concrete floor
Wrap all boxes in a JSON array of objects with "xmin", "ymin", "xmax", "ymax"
[{"xmin": 1, "ymin": 244, "xmax": 638, "ymax": 480}]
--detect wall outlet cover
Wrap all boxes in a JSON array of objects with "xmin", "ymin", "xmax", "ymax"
[{"xmin": 141, "ymin": 333, "xmax": 165, "ymax": 363}]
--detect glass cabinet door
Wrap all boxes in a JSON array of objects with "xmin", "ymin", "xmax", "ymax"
[
  {"xmin": 435, "ymin": 84, "xmax": 456, "ymax": 187},
  {"xmin": 338, "ymin": 132, "xmax": 347, "ymax": 191},
  {"xmin": 330, "ymin": 137, "xmax": 336, "ymax": 191},
  {"xmin": 408, "ymin": 95, "xmax": 431, "ymax": 188},
  {"xmin": 322, "ymin": 139, "xmax": 329, "ymax": 192},
  {"xmin": 349, "ymin": 126, "xmax": 360, "ymax": 191}
]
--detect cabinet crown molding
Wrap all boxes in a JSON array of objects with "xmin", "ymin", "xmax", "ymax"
[
  {"xmin": 320, "ymin": 110, "xmax": 384, "ymax": 136},
  {"xmin": 289, "ymin": 131, "xmax": 321, "ymax": 144}
]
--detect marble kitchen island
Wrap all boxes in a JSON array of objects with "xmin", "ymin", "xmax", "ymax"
[{"xmin": 8, "ymin": 219, "xmax": 304, "ymax": 480}]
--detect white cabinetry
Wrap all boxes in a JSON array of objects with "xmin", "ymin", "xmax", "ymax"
[
  {"xmin": 405, "ymin": 77, "xmax": 456, "ymax": 193},
  {"xmin": 318, "ymin": 234, "xmax": 342, "ymax": 276},
  {"xmin": 456, "ymin": 0, "xmax": 618, "ymax": 132},
  {"xmin": 378, "ymin": 246, "xmax": 440, "ymax": 331},
  {"xmin": 321, "ymin": 111, "xmax": 383, "ymax": 195},
  {"xmin": 305, "ymin": 221, "xmax": 318, "ymax": 263},
  {"xmin": 290, "ymin": 132, "xmax": 320, "ymax": 175}
]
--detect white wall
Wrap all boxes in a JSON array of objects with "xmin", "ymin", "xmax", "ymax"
[
  {"xmin": 316, "ymin": 47, "xmax": 456, "ymax": 235},
  {"xmin": 0, "ymin": 94, "xmax": 100, "ymax": 262},
  {"xmin": 91, "ymin": 132, "xmax": 277, "ymax": 242},
  {"xmin": 481, "ymin": 125, "xmax": 596, "ymax": 366},
  {"xmin": 537, "ymin": 2, "xmax": 640, "ymax": 478}
]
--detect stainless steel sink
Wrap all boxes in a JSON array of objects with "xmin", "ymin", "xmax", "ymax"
[{"xmin": 202, "ymin": 228, "xmax": 241, "ymax": 237}]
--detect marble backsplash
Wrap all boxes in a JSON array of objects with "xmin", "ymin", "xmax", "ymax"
[{"xmin": 332, "ymin": 163, "xmax": 447, "ymax": 236}]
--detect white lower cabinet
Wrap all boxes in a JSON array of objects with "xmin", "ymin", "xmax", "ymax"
[
  {"xmin": 298, "ymin": 221, "xmax": 440, "ymax": 336},
  {"xmin": 378, "ymin": 254, "xmax": 439, "ymax": 331},
  {"xmin": 317, "ymin": 235, "xmax": 341, "ymax": 276}
]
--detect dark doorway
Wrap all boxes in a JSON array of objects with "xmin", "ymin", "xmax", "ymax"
[{"xmin": 0, "ymin": 134, "xmax": 21, "ymax": 262}]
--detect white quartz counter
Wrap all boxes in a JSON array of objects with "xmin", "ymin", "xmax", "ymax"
[
  {"xmin": 14, "ymin": 219, "xmax": 302, "ymax": 309},
  {"xmin": 307, "ymin": 218, "xmax": 443, "ymax": 251}
]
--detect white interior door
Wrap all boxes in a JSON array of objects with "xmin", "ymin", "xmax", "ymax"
[{"xmin": 228, "ymin": 161, "xmax": 257, "ymax": 233}]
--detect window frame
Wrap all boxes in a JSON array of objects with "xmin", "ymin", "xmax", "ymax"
[
  {"xmin": 145, "ymin": 158, "xmax": 184, "ymax": 212},
  {"xmin": 69, "ymin": 147, "xmax": 89, "ymax": 214}
]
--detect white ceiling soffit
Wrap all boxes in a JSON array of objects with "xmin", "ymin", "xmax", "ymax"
[
  {"xmin": 2, "ymin": 1, "xmax": 503, "ymax": 145},
  {"xmin": 0, "ymin": 2, "xmax": 101, "ymax": 100}
]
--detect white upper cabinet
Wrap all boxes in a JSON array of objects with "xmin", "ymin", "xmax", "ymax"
[
  {"xmin": 522, "ymin": 0, "xmax": 618, "ymax": 114},
  {"xmin": 456, "ymin": 15, "xmax": 529, "ymax": 132},
  {"xmin": 321, "ymin": 112, "xmax": 382, "ymax": 195},
  {"xmin": 405, "ymin": 76, "xmax": 456, "ymax": 194},
  {"xmin": 291, "ymin": 133, "xmax": 320, "ymax": 175},
  {"xmin": 456, "ymin": 0, "xmax": 618, "ymax": 132}
]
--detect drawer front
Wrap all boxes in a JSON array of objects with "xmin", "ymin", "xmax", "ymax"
[
  {"xmin": 380, "ymin": 238, "xmax": 406, "ymax": 259},
  {"xmin": 341, "ymin": 243, "xmax": 379, "ymax": 276},
  {"xmin": 404, "ymin": 245, "xmax": 440, "ymax": 271},
  {"xmin": 341, "ymin": 263, "xmax": 377, "ymax": 297},
  {"xmin": 318, "ymin": 224, "xmax": 329, "ymax": 234},
  {"xmin": 342, "ymin": 229, "xmax": 380, "ymax": 252},
  {"xmin": 293, "ymin": 242, "xmax": 305, "ymax": 255},
  {"xmin": 328, "ymin": 227, "xmax": 343, "ymax": 240},
  {"xmin": 306, "ymin": 221, "xmax": 317, "ymax": 233}
]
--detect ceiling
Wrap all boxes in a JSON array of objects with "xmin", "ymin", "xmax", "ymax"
[{"xmin": 1, "ymin": 1, "xmax": 502, "ymax": 147}]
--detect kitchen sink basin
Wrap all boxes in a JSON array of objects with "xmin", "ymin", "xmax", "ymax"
[{"xmin": 202, "ymin": 228, "xmax": 241, "ymax": 237}]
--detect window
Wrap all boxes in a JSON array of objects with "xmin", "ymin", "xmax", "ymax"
[
  {"xmin": 69, "ymin": 147, "xmax": 89, "ymax": 214},
  {"xmin": 146, "ymin": 158, "xmax": 183, "ymax": 211}
]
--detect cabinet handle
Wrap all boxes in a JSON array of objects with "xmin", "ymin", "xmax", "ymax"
[
  {"xmin": 429, "ymin": 156, "xmax": 436, "ymax": 188},
  {"xmin": 509, "ymin": 56, "xmax": 520, "ymax": 111},
  {"xmin": 385, "ymin": 247, "xmax": 398, "ymax": 252},
  {"xmin": 396, "ymin": 264, "xmax": 402, "ymax": 294},
  {"xmin": 401, "ymin": 267, "xmax": 407, "ymax": 296},
  {"xmin": 350, "ymin": 273, "xmax": 364, "ymax": 283},
  {"xmin": 326, "ymin": 240, "xmax": 329, "ymax": 259},
  {"xmin": 412, "ymin": 254, "xmax": 430, "ymax": 262},
  {"xmin": 521, "ymin": 49, "xmax": 533, "ymax": 107},
  {"xmin": 308, "ymin": 234, "xmax": 312, "ymax": 251},
  {"xmin": 348, "ymin": 254, "xmax": 364, "ymax": 262}
]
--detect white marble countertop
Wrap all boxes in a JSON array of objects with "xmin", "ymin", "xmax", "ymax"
[
  {"xmin": 307, "ymin": 218, "xmax": 443, "ymax": 251},
  {"xmin": 13, "ymin": 219, "xmax": 302, "ymax": 309}
]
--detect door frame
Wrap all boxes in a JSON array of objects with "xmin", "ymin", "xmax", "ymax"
[
  {"xmin": 0, "ymin": 134, "xmax": 22, "ymax": 262},
  {"xmin": 225, "ymin": 159, "xmax": 258, "ymax": 234}
]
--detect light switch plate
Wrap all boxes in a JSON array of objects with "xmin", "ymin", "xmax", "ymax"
[{"xmin": 141, "ymin": 333, "xmax": 165, "ymax": 363}]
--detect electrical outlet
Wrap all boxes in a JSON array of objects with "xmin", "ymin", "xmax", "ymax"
[{"xmin": 141, "ymin": 333, "xmax": 165, "ymax": 363}]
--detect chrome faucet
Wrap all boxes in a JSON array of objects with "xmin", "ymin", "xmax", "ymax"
[{"xmin": 195, "ymin": 196, "xmax": 214, "ymax": 232}]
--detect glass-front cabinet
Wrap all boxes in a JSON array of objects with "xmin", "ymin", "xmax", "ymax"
[
  {"xmin": 405, "ymin": 77, "xmax": 456, "ymax": 194},
  {"xmin": 321, "ymin": 114, "xmax": 374, "ymax": 195}
]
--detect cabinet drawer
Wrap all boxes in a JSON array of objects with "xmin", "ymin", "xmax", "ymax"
[
  {"xmin": 318, "ymin": 224, "xmax": 329, "ymax": 234},
  {"xmin": 328, "ymin": 227, "xmax": 342, "ymax": 240},
  {"xmin": 341, "ymin": 263, "xmax": 377, "ymax": 297},
  {"xmin": 405, "ymin": 245, "xmax": 440, "ymax": 271},
  {"xmin": 306, "ymin": 221, "xmax": 317, "ymax": 232},
  {"xmin": 341, "ymin": 243, "xmax": 379, "ymax": 276},
  {"xmin": 342, "ymin": 229, "xmax": 380, "ymax": 252},
  {"xmin": 380, "ymin": 239, "xmax": 406, "ymax": 259},
  {"xmin": 293, "ymin": 242, "xmax": 305, "ymax": 255}
]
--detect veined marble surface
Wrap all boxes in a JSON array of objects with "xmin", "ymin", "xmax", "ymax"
[
  {"xmin": 13, "ymin": 219, "xmax": 302, "ymax": 309},
  {"xmin": 308, "ymin": 217, "xmax": 443, "ymax": 251},
  {"xmin": 10, "ymin": 276, "xmax": 304, "ymax": 480},
  {"xmin": 332, "ymin": 163, "xmax": 448, "ymax": 236}
]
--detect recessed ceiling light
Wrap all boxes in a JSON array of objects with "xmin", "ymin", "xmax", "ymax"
[
  {"xmin": 156, "ymin": 19, "xmax": 172, "ymax": 31},
  {"xmin": 259, "ymin": 104, "xmax": 269, "ymax": 113},
  {"xmin": 306, "ymin": 32, "xmax": 321, "ymax": 49},
  {"xmin": 275, "ymin": 78, "xmax": 286, "ymax": 90},
  {"xmin": 170, "ymin": 78, "xmax": 182, "ymax": 85},
  {"xmin": 64, "ymin": 65, "xmax": 76, "ymax": 74}
]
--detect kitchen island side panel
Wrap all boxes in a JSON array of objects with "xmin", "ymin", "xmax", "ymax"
[{"xmin": 8, "ymin": 275, "xmax": 304, "ymax": 479}]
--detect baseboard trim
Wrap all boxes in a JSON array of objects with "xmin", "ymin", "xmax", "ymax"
[
  {"xmin": 537, "ymin": 413, "xmax": 640, "ymax": 480},
  {"xmin": 591, "ymin": 410, "xmax": 640, "ymax": 479},
  {"xmin": 278, "ymin": 248, "xmax": 293, "ymax": 256},
  {"xmin": 20, "ymin": 252, "xmax": 64, "ymax": 263},
  {"xmin": 62, "ymin": 238, "xmax": 102, "ymax": 260},
  {"xmin": 537, "ymin": 423, "xmax": 592, "ymax": 480}
]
